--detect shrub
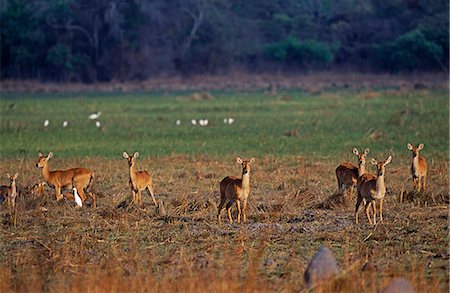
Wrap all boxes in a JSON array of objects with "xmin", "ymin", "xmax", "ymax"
[
  {"xmin": 264, "ymin": 37, "xmax": 335, "ymax": 67},
  {"xmin": 371, "ymin": 29, "xmax": 443, "ymax": 72}
]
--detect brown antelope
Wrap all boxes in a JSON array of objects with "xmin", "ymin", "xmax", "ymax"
[
  {"xmin": 217, "ymin": 157, "xmax": 255, "ymax": 224},
  {"xmin": 122, "ymin": 152, "xmax": 157, "ymax": 207},
  {"xmin": 36, "ymin": 152, "xmax": 96, "ymax": 207},
  {"xmin": 407, "ymin": 143, "xmax": 428, "ymax": 192},
  {"xmin": 30, "ymin": 182, "xmax": 46, "ymax": 197},
  {"xmin": 335, "ymin": 148, "xmax": 370, "ymax": 196},
  {"xmin": 355, "ymin": 156, "xmax": 392, "ymax": 225},
  {"xmin": 0, "ymin": 173, "xmax": 18, "ymax": 208}
]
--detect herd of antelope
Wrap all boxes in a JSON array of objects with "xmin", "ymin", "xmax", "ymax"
[{"xmin": 0, "ymin": 143, "xmax": 428, "ymax": 226}]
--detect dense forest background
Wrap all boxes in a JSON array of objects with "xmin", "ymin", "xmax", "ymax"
[{"xmin": 1, "ymin": 0, "xmax": 448, "ymax": 82}]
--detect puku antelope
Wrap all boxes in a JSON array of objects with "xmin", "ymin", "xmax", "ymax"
[
  {"xmin": 0, "ymin": 173, "xmax": 18, "ymax": 208},
  {"xmin": 123, "ymin": 152, "xmax": 157, "ymax": 207},
  {"xmin": 30, "ymin": 182, "xmax": 46, "ymax": 197},
  {"xmin": 36, "ymin": 152, "xmax": 96, "ymax": 207},
  {"xmin": 217, "ymin": 157, "xmax": 255, "ymax": 224},
  {"xmin": 407, "ymin": 143, "xmax": 428, "ymax": 192},
  {"xmin": 335, "ymin": 148, "xmax": 370, "ymax": 196},
  {"xmin": 355, "ymin": 156, "xmax": 392, "ymax": 225}
]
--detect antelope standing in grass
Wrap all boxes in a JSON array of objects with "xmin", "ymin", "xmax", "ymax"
[
  {"xmin": 335, "ymin": 148, "xmax": 370, "ymax": 196},
  {"xmin": 407, "ymin": 143, "xmax": 428, "ymax": 192},
  {"xmin": 217, "ymin": 157, "xmax": 255, "ymax": 224},
  {"xmin": 355, "ymin": 156, "xmax": 392, "ymax": 225},
  {"xmin": 36, "ymin": 152, "xmax": 96, "ymax": 207},
  {"xmin": 0, "ymin": 173, "xmax": 18, "ymax": 208},
  {"xmin": 123, "ymin": 152, "xmax": 157, "ymax": 207}
]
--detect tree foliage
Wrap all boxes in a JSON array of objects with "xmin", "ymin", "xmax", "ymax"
[{"xmin": 0, "ymin": 0, "xmax": 448, "ymax": 81}]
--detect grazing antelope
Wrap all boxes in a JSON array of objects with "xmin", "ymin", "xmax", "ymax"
[
  {"xmin": 355, "ymin": 156, "xmax": 392, "ymax": 225},
  {"xmin": 30, "ymin": 182, "xmax": 46, "ymax": 197},
  {"xmin": 122, "ymin": 152, "xmax": 157, "ymax": 207},
  {"xmin": 36, "ymin": 152, "xmax": 96, "ymax": 207},
  {"xmin": 217, "ymin": 157, "xmax": 255, "ymax": 224},
  {"xmin": 335, "ymin": 148, "xmax": 370, "ymax": 196},
  {"xmin": 407, "ymin": 143, "xmax": 428, "ymax": 192},
  {"xmin": 0, "ymin": 173, "xmax": 18, "ymax": 208}
]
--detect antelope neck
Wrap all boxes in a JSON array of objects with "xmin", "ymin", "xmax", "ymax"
[
  {"xmin": 241, "ymin": 171, "xmax": 250, "ymax": 189},
  {"xmin": 358, "ymin": 162, "xmax": 365, "ymax": 177},
  {"xmin": 412, "ymin": 156, "xmax": 420, "ymax": 175},
  {"xmin": 129, "ymin": 163, "xmax": 139, "ymax": 178},
  {"xmin": 375, "ymin": 171, "xmax": 386, "ymax": 195},
  {"xmin": 41, "ymin": 162, "xmax": 51, "ymax": 181},
  {"xmin": 10, "ymin": 180, "xmax": 16, "ymax": 194}
]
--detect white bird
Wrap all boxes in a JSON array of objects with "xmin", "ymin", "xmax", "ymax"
[
  {"xmin": 191, "ymin": 119, "xmax": 197, "ymax": 125},
  {"xmin": 89, "ymin": 112, "xmax": 102, "ymax": 120},
  {"xmin": 62, "ymin": 121, "xmax": 68, "ymax": 127},
  {"xmin": 43, "ymin": 120, "xmax": 49, "ymax": 128},
  {"xmin": 228, "ymin": 118, "xmax": 234, "ymax": 124},
  {"xmin": 204, "ymin": 119, "xmax": 208, "ymax": 126},
  {"xmin": 223, "ymin": 118, "xmax": 228, "ymax": 124},
  {"xmin": 95, "ymin": 121, "xmax": 101, "ymax": 128},
  {"xmin": 199, "ymin": 119, "xmax": 204, "ymax": 126},
  {"xmin": 73, "ymin": 187, "xmax": 83, "ymax": 207},
  {"xmin": 176, "ymin": 120, "xmax": 181, "ymax": 126}
]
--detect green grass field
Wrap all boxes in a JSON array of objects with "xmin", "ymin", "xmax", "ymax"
[{"xmin": 1, "ymin": 88, "xmax": 448, "ymax": 159}]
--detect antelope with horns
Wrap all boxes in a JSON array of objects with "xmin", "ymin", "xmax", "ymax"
[
  {"xmin": 335, "ymin": 148, "xmax": 370, "ymax": 196},
  {"xmin": 123, "ymin": 152, "xmax": 157, "ymax": 207},
  {"xmin": 407, "ymin": 143, "xmax": 428, "ymax": 192},
  {"xmin": 0, "ymin": 173, "xmax": 18, "ymax": 209},
  {"xmin": 355, "ymin": 155, "xmax": 392, "ymax": 225},
  {"xmin": 36, "ymin": 152, "xmax": 96, "ymax": 207},
  {"xmin": 218, "ymin": 157, "xmax": 255, "ymax": 224}
]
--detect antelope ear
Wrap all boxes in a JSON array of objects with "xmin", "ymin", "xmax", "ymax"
[
  {"xmin": 47, "ymin": 152, "xmax": 53, "ymax": 159},
  {"xmin": 352, "ymin": 148, "xmax": 359, "ymax": 155},
  {"xmin": 250, "ymin": 157, "xmax": 256, "ymax": 163},
  {"xmin": 123, "ymin": 152, "xmax": 129, "ymax": 159},
  {"xmin": 371, "ymin": 158, "xmax": 377, "ymax": 165},
  {"xmin": 418, "ymin": 143, "xmax": 424, "ymax": 150},
  {"xmin": 13, "ymin": 173, "xmax": 18, "ymax": 179},
  {"xmin": 38, "ymin": 152, "xmax": 44, "ymax": 157},
  {"xmin": 133, "ymin": 152, "xmax": 139, "ymax": 158},
  {"xmin": 6, "ymin": 173, "xmax": 11, "ymax": 178},
  {"xmin": 364, "ymin": 148, "xmax": 370, "ymax": 155},
  {"xmin": 407, "ymin": 143, "xmax": 413, "ymax": 150},
  {"xmin": 236, "ymin": 157, "xmax": 243, "ymax": 164},
  {"xmin": 384, "ymin": 156, "xmax": 392, "ymax": 165}
]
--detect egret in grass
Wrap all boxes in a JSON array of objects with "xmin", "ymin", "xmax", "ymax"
[
  {"xmin": 62, "ymin": 121, "xmax": 68, "ymax": 127},
  {"xmin": 89, "ymin": 112, "xmax": 102, "ymax": 120},
  {"xmin": 191, "ymin": 119, "xmax": 197, "ymax": 125},
  {"xmin": 95, "ymin": 121, "xmax": 101, "ymax": 128},
  {"xmin": 176, "ymin": 120, "xmax": 181, "ymax": 126},
  {"xmin": 43, "ymin": 120, "xmax": 49, "ymax": 128},
  {"xmin": 73, "ymin": 187, "xmax": 83, "ymax": 207}
]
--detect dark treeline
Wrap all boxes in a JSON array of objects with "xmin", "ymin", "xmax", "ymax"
[{"xmin": 1, "ymin": 0, "xmax": 448, "ymax": 82}]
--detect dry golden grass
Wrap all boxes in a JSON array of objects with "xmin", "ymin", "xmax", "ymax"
[{"xmin": 0, "ymin": 156, "xmax": 448, "ymax": 292}]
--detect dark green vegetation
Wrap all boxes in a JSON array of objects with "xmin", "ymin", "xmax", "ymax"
[
  {"xmin": 0, "ymin": 88, "xmax": 448, "ymax": 159},
  {"xmin": 1, "ymin": 0, "xmax": 448, "ymax": 81}
]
